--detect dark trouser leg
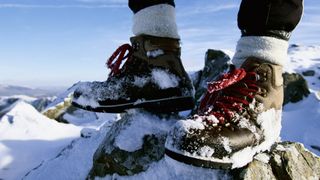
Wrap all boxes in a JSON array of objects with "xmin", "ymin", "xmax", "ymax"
[
  {"xmin": 128, "ymin": 0, "xmax": 175, "ymax": 13},
  {"xmin": 233, "ymin": 0, "xmax": 303, "ymax": 67},
  {"xmin": 129, "ymin": 0, "xmax": 179, "ymax": 39}
]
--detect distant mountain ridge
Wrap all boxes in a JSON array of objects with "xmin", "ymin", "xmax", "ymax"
[{"xmin": 0, "ymin": 84, "xmax": 65, "ymax": 97}]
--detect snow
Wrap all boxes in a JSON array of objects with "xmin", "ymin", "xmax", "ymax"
[
  {"xmin": 114, "ymin": 110, "xmax": 176, "ymax": 152},
  {"xmin": 281, "ymin": 93, "xmax": 320, "ymax": 155},
  {"xmin": 281, "ymin": 45, "xmax": 320, "ymax": 156},
  {"xmin": 0, "ymin": 44, "xmax": 319, "ymax": 179},
  {"xmin": 0, "ymin": 102, "xmax": 81, "ymax": 179},
  {"xmin": 151, "ymin": 69, "xmax": 180, "ymax": 89},
  {"xmin": 23, "ymin": 121, "xmax": 115, "ymax": 180},
  {"xmin": 254, "ymin": 153, "xmax": 270, "ymax": 164},
  {"xmin": 133, "ymin": 76, "xmax": 148, "ymax": 88},
  {"xmin": 147, "ymin": 49, "xmax": 164, "ymax": 58},
  {"xmin": 221, "ymin": 137, "xmax": 232, "ymax": 154},
  {"xmin": 230, "ymin": 108, "xmax": 282, "ymax": 169},
  {"xmin": 101, "ymin": 156, "xmax": 230, "ymax": 180}
]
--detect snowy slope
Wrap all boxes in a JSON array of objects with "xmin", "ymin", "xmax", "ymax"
[
  {"xmin": 0, "ymin": 45, "xmax": 319, "ymax": 180},
  {"xmin": 281, "ymin": 45, "xmax": 320, "ymax": 155},
  {"xmin": 0, "ymin": 102, "xmax": 81, "ymax": 179}
]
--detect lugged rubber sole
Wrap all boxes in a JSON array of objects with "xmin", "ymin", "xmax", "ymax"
[
  {"xmin": 72, "ymin": 96, "xmax": 194, "ymax": 113},
  {"xmin": 165, "ymin": 148, "xmax": 233, "ymax": 169}
]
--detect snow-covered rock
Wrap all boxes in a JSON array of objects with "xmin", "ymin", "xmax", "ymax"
[
  {"xmin": 238, "ymin": 142, "xmax": 320, "ymax": 180},
  {"xmin": 88, "ymin": 110, "xmax": 177, "ymax": 177},
  {"xmin": 192, "ymin": 49, "xmax": 230, "ymax": 112}
]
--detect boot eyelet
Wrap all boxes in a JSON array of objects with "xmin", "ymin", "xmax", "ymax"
[{"xmin": 133, "ymin": 42, "xmax": 140, "ymax": 51}]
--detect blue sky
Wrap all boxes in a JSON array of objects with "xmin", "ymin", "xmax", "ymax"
[{"xmin": 0, "ymin": 0, "xmax": 319, "ymax": 88}]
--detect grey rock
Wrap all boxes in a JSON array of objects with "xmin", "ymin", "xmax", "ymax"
[
  {"xmin": 235, "ymin": 142, "xmax": 320, "ymax": 180},
  {"xmin": 283, "ymin": 72, "xmax": 310, "ymax": 105},
  {"xmin": 192, "ymin": 49, "xmax": 230, "ymax": 112},
  {"xmin": 88, "ymin": 110, "xmax": 177, "ymax": 178},
  {"xmin": 302, "ymin": 70, "xmax": 316, "ymax": 76},
  {"xmin": 31, "ymin": 97, "xmax": 54, "ymax": 112},
  {"xmin": 88, "ymin": 112, "xmax": 320, "ymax": 179}
]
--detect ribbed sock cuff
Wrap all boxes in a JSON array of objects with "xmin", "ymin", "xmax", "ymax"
[
  {"xmin": 132, "ymin": 4, "xmax": 179, "ymax": 39},
  {"xmin": 232, "ymin": 36, "xmax": 288, "ymax": 67}
]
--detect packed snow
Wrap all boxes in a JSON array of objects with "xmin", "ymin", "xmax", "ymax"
[
  {"xmin": 114, "ymin": 110, "xmax": 176, "ymax": 152},
  {"xmin": 0, "ymin": 44, "xmax": 319, "ymax": 179},
  {"xmin": 146, "ymin": 49, "xmax": 165, "ymax": 58},
  {"xmin": 0, "ymin": 102, "xmax": 81, "ymax": 179}
]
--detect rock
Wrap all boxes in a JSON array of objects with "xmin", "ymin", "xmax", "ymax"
[
  {"xmin": 192, "ymin": 49, "xmax": 230, "ymax": 111},
  {"xmin": 88, "ymin": 110, "xmax": 177, "ymax": 178},
  {"xmin": 42, "ymin": 82, "xmax": 102, "ymax": 123},
  {"xmin": 31, "ymin": 97, "xmax": 54, "ymax": 112},
  {"xmin": 283, "ymin": 73, "xmax": 310, "ymax": 105},
  {"xmin": 88, "ymin": 113, "xmax": 320, "ymax": 180},
  {"xmin": 42, "ymin": 90, "xmax": 73, "ymax": 123},
  {"xmin": 302, "ymin": 70, "xmax": 316, "ymax": 76},
  {"xmin": 235, "ymin": 142, "xmax": 320, "ymax": 180}
]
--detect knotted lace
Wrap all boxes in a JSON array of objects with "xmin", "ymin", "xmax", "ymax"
[
  {"xmin": 199, "ymin": 67, "xmax": 260, "ymax": 125},
  {"xmin": 106, "ymin": 44, "xmax": 133, "ymax": 76}
]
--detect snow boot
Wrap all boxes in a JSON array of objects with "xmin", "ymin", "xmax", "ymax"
[
  {"xmin": 72, "ymin": 35, "xmax": 194, "ymax": 113},
  {"xmin": 165, "ymin": 57, "xmax": 284, "ymax": 169}
]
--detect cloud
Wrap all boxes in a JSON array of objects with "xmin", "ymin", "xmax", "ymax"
[
  {"xmin": 0, "ymin": 3, "xmax": 126, "ymax": 9},
  {"xmin": 178, "ymin": 4, "xmax": 238, "ymax": 16}
]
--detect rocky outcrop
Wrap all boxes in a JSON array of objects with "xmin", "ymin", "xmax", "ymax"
[
  {"xmin": 88, "ymin": 110, "xmax": 177, "ymax": 178},
  {"xmin": 283, "ymin": 72, "xmax": 310, "ymax": 105},
  {"xmin": 41, "ymin": 82, "xmax": 103, "ymax": 123},
  {"xmin": 88, "ymin": 110, "xmax": 320, "ymax": 179},
  {"xmin": 192, "ymin": 49, "xmax": 230, "ymax": 112},
  {"xmin": 237, "ymin": 142, "xmax": 320, "ymax": 180}
]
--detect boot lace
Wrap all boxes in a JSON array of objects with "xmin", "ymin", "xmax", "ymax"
[
  {"xmin": 199, "ymin": 67, "xmax": 260, "ymax": 125},
  {"xmin": 106, "ymin": 44, "xmax": 133, "ymax": 76}
]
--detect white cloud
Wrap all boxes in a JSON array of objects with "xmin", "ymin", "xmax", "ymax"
[{"xmin": 178, "ymin": 4, "xmax": 238, "ymax": 16}]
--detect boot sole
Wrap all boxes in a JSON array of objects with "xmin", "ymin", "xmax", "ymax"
[
  {"xmin": 165, "ymin": 148, "xmax": 233, "ymax": 169},
  {"xmin": 72, "ymin": 96, "xmax": 194, "ymax": 113}
]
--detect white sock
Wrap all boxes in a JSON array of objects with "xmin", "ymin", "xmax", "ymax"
[
  {"xmin": 232, "ymin": 36, "xmax": 289, "ymax": 67},
  {"xmin": 132, "ymin": 4, "xmax": 180, "ymax": 39}
]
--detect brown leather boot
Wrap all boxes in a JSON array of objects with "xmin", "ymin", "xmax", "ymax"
[
  {"xmin": 165, "ymin": 57, "xmax": 283, "ymax": 169},
  {"xmin": 72, "ymin": 35, "xmax": 194, "ymax": 113}
]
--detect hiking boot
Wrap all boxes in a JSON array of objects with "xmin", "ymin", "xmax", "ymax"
[
  {"xmin": 165, "ymin": 57, "xmax": 283, "ymax": 169},
  {"xmin": 72, "ymin": 35, "xmax": 194, "ymax": 113}
]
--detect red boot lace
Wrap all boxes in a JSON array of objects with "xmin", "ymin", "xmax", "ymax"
[
  {"xmin": 106, "ymin": 44, "xmax": 133, "ymax": 76},
  {"xmin": 199, "ymin": 67, "xmax": 260, "ymax": 125}
]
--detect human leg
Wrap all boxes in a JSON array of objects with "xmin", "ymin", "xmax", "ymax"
[
  {"xmin": 165, "ymin": 0, "xmax": 303, "ymax": 169},
  {"xmin": 72, "ymin": 0, "xmax": 194, "ymax": 113}
]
